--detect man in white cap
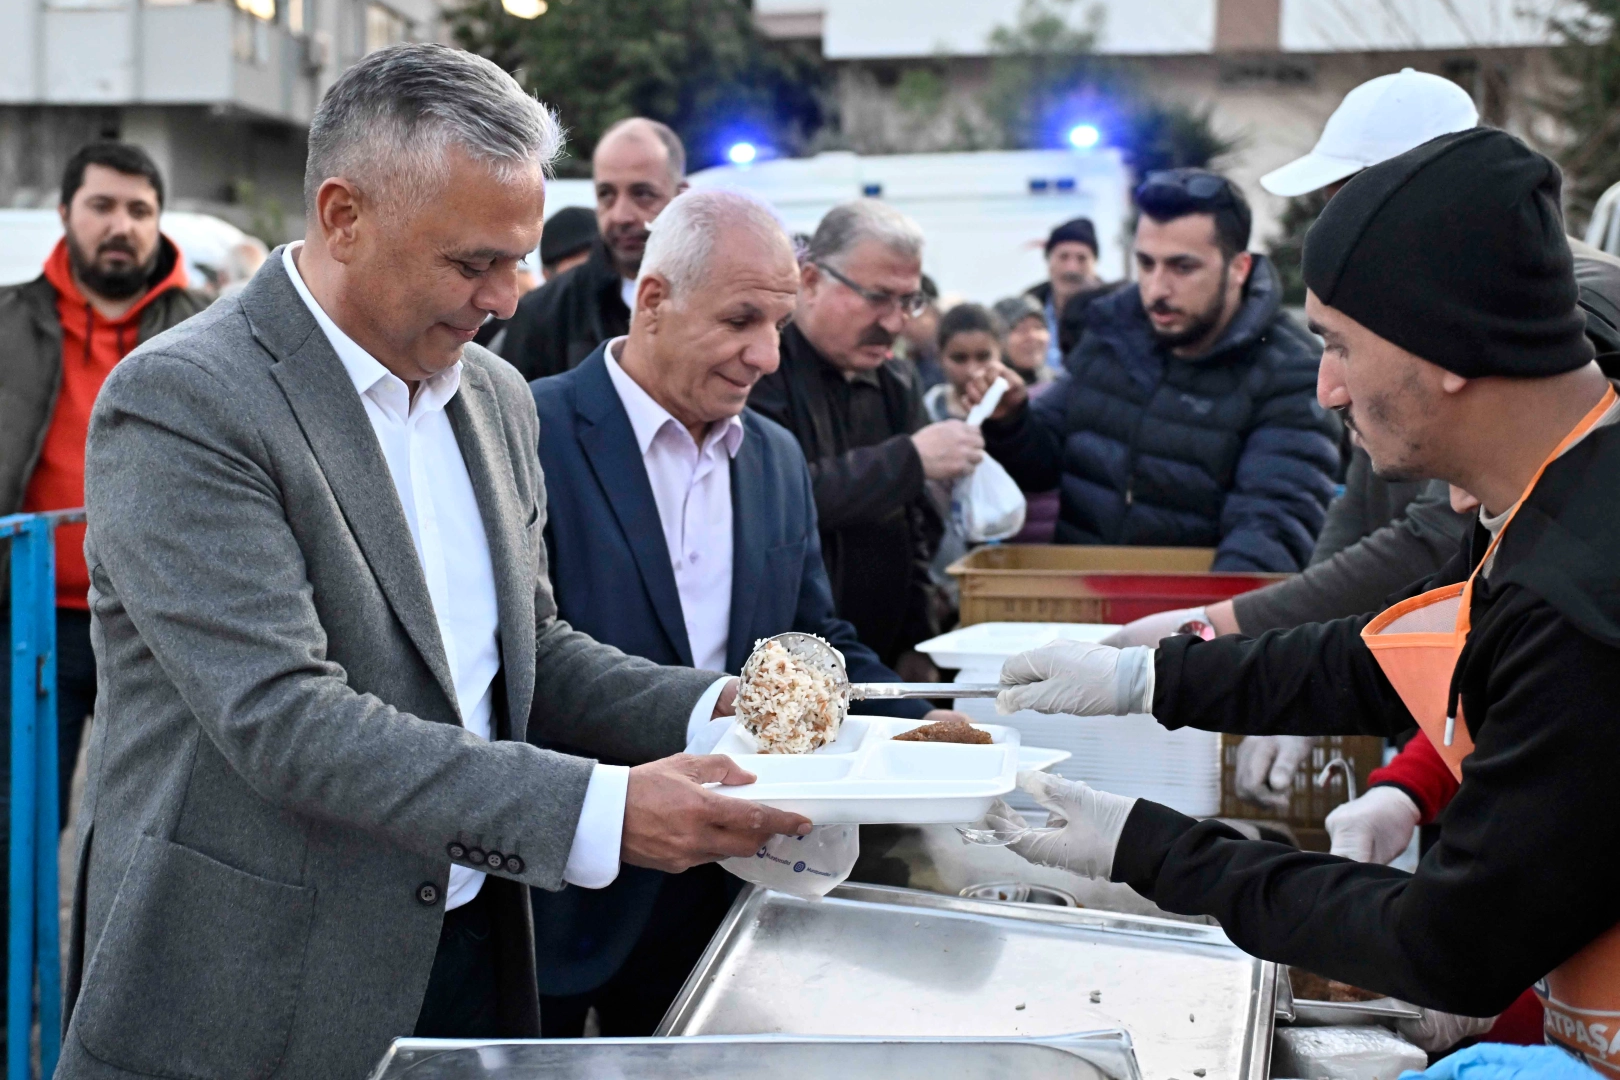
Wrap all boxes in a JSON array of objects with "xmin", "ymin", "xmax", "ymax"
[
  {"xmin": 1260, "ymin": 67, "xmax": 1479, "ymax": 199},
  {"xmin": 1105, "ymin": 69, "xmax": 1482, "ymax": 812}
]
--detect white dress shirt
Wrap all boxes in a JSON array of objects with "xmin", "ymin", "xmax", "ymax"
[
  {"xmin": 604, "ymin": 340, "xmax": 743, "ymax": 672},
  {"xmin": 282, "ymin": 244, "xmax": 639, "ymax": 899}
]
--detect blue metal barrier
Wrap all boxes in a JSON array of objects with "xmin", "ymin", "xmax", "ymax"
[{"xmin": 2, "ymin": 510, "xmax": 80, "ymax": 1080}]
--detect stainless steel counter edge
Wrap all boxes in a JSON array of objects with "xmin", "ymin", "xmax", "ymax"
[{"xmin": 656, "ymin": 882, "xmax": 1279, "ymax": 1080}]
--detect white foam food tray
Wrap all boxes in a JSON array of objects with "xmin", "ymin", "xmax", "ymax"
[
  {"xmin": 915, "ymin": 621, "xmax": 1119, "ymax": 672},
  {"xmin": 709, "ymin": 715, "xmax": 1020, "ymax": 825}
]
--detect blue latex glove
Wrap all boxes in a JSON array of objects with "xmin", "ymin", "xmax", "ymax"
[{"xmin": 1402, "ymin": 1044, "xmax": 1602, "ymax": 1080}]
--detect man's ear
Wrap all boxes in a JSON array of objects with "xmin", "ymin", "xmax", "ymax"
[
  {"xmin": 1230, "ymin": 250, "xmax": 1254, "ymax": 290},
  {"xmin": 315, "ymin": 178, "xmax": 365, "ymax": 265},
  {"xmin": 637, "ymin": 273, "xmax": 671, "ymax": 332}
]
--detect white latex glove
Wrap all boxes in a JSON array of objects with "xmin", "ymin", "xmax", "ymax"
[
  {"xmin": 1325, "ymin": 785, "xmax": 1422, "ymax": 864},
  {"xmin": 997, "ymin": 640, "xmax": 1155, "ymax": 717},
  {"xmin": 1396, "ymin": 1007, "xmax": 1498, "ymax": 1053},
  {"xmin": 1099, "ymin": 606, "xmax": 1208, "ymax": 647},
  {"xmin": 996, "ymin": 770, "xmax": 1139, "ymax": 880},
  {"xmin": 1232, "ymin": 735, "xmax": 1315, "ymax": 811}
]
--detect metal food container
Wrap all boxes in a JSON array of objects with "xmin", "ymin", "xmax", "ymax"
[
  {"xmin": 659, "ymin": 883, "xmax": 1278, "ymax": 1080},
  {"xmin": 366, "ymin": 1031, "xmax": 1140, "ymax": 1079}
]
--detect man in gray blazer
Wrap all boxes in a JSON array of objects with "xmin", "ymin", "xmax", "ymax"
[{"xmin": 63, "ymin": 44, "xmax": 809, "ymax": 1079}]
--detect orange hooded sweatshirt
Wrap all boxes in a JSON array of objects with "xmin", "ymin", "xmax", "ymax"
[{"xmin": 22, "ymin": 237, "xmax": 189, "ymax": 609}]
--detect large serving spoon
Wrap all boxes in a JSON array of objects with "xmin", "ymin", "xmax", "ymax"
[{"xmin": 745, "ymin": 632, "xmax": 1004, "ymax": 705}]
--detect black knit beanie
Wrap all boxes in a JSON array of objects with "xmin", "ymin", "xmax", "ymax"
[
  {"xmin": 1046, "ymin": 217, "xmax": 1098, "ymax": 256},
  {"xmin": 1303, "ymin": 127, "xmax": 1591, "ymax": 378}
]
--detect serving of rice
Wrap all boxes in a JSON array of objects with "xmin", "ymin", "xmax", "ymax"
[{"xmin": 736, "ymin": 637, "xmax": 846, "ymax": 754}]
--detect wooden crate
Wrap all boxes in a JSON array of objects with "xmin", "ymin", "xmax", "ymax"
[{"xmin": 946, "ymin": 545, "xmax": 1288, "ymax": 626}]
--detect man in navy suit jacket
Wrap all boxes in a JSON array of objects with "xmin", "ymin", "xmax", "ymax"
[{"xmin": 527, "ymin": 189, "xmax": 962, "ymax": 1036}]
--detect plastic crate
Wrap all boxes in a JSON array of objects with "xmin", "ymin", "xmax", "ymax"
[
  {"xmin": 1218, "ymin": 734, "xmax": 1386, "ymax": 848},
  {"xmin": 946, "ymin": 545, "xmax": 1288, "ymax": 626}
]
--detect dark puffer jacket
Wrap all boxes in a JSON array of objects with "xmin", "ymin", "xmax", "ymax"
[{"xmin": 984, "ymin": 255, "xmax": 1341, "ymax": 571}]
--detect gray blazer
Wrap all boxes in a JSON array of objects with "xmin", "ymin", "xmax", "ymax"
[{"xmin": 61, "ymin": 251, "xmax": 717, "ymax": 1079}]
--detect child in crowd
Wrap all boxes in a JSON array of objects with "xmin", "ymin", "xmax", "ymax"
[{"xmin": 924, "ymin": 303, "xmax": 1006, "ymax": 422}]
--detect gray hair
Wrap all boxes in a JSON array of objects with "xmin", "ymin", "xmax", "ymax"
[
  {"xmin": 304, "ymin": 43, "xmax": 564, "ymax": 218},
  {"xmin": 805, "ymin": 199, "xmax": 925, "ymax": 267},
  {"xmin": 636, "ymin": 188, "xmax": 791, "ymax": 303}
]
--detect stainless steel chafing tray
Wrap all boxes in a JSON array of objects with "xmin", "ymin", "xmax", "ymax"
[
  {"xmin": 658, "ymin": 883, "xmax": 1278, "ymax": 1080},
  {"xmin": 366, "ymin": 1031, "xmax": 1141, "ymax": 1079}
]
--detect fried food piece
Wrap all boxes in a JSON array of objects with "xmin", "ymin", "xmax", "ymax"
[
  {"xmin": 1288, "ymin": 968, "xmax": 1386, "ymax": 1002},
  {"xmin": 892, "ymin": 719, "xmax": 993, "ymax": 744}
]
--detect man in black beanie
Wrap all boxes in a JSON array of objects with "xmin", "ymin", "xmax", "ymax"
[
  {"xmin": 1025, "ymin": 216, "xmax": 1106, "ymax": 371},
  {"xmin": 978, "ymin": 128, "xmax": 1620, "ymax": 1071}
]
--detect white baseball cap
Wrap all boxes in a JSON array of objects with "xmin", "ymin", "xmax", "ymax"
[{"xmin": 1260, "ymin": 68, "xmax": 1479, "ymax": 197}]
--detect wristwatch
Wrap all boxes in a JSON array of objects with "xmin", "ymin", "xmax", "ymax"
[{"xmin": 1175, "ymin": 619, "xmax": 1217, "ymax": 641}]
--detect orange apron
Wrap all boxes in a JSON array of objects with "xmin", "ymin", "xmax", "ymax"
[{"xmin": 1361, "ymin": 384, "xmax": 1620, "ymax": 1075}]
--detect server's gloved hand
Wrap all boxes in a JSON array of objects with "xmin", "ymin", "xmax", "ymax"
[
  {"xmin": 1000, "ymin": 770, "xmax": 1138, "ymax": 879},
  {"xmin": 1325, "ymin": 785, "xmax": 1422, "ymax": 864},
  {"xmin": 1394, "ymin": 1008, "xmax": 1499, "ymax": 1054},
  {"xmin": 1400, "ymin": 1042, "xmax": 1595, "ymax": 1080},
  {"xmin": 1232, "ymin": 735, "xmax": 1315, "ymax": 811},
  {"xmin": 1099, "ymin": 606, "xmax": 1208, "ymax": 647},
  {"xmin": 997, "ymin": 640, "xmax": 1155, "ymax": 717}
]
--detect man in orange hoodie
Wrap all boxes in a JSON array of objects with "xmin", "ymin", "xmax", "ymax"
[{"xmin": 0, "ymin": 140, "xmax": 206, "ymax": 863}]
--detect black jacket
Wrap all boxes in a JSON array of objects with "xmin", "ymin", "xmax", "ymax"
[
  {"xmin": 0, "ymin": 237, "xmax": 207, "ymax": 598},
  {"xmin": 747, "ymin": 324, "xmax": 943, "ymax": 665},
  {"xmin": 989, "ymin": 256, "xmax": 1342, "ymax": 571},
  {"xmin": 498, "ymin": 240, "xmax": 628, "ymax": 381},
  {"xmin": 1118, "ymin": 418, "xmax": 1620, "ymax": 1015}
]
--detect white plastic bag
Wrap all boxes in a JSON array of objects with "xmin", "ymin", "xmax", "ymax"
[
  {"xmin": 686, "ymin": 717, "xmax": 860, "ymax": 900},
  {"xmin": 953, "ymin": 377, "xmax": 1026, "ymax": 542},
  {"xmin": 720, "ymin": 825, "xmax": 859, "ymax": 899}
]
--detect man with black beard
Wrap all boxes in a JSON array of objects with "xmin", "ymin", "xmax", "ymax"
[
  {"xmin": 968, "ymin": 169, "xmax": 1340, "ymax": 571},
  {"xmin": 0, "ymin": 140, "xmax": 204, "ymax": 1050}
]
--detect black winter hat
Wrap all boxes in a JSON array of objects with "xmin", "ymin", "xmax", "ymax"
[
  {"xmin": 1303, "ymin": 127, "xmax": 1591, "ymax": 378},
  {"xmin": 540, "ymin": 205, "xmax": 599, "ymax": 266},
  {"xmin": 1045, "ymin": 217, "xmax": 1098, "ymax": 255}
]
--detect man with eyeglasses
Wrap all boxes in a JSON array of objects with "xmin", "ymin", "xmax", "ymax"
[
  {"xmin": 750, "ymin": 200, "xmax": 983, "ymax": 671},
  {"xmin": 968, "ymin": 169, "xmax": 1341, "ymax": 573}
]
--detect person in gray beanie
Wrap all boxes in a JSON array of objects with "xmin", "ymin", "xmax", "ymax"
[{"xmin": 980, "ymin": 129, "xmax": 1620, "ymax": 1066}]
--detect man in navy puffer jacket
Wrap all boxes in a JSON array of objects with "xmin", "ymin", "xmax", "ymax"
[{"xmin": 970, "ymin": 169, "xmax": 1341, "ymax": 571}]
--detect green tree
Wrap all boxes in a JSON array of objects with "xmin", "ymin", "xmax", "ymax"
[
  {"xmin": 1264, "ymin": 189, "xmax": 1329, "ymax": 306},
  {"xmin": 1545, "ymin": 0, "xmax": 1620, "ymax": 231},
  {"xmin": 447, "ymin": 0, "xmax": 827, "ymax": 176},
  {"xmin": 980, "ymin": 0, "xmax": 1240, "ymax": 175}
]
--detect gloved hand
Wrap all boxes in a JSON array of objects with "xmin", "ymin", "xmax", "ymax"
[
  {"xmin": 1100, "ymin": 606, "xmax": 1211, "ymax": 647},
  {"xmin": 997, "ymin": 640, "xmax": 1155, "ymax": 717},
  {"xmin": 1401, "ymin": 1042, "xmax": 1601, "ymax": 1080},
  {"xmin": 1232, "ymin": 735, "xmax": 1315, "ymax": 811},
  {"xmin": 1326, "ymin": 785, "xmax": 1422, "ymax": 864},
  {"xmin": 992, "ymin": 770, "xmax": 1139, "ymax": 879},
  {"xmin": 1395, "ymin": 1008, "xmax": 1499, "ymax": 1054}
]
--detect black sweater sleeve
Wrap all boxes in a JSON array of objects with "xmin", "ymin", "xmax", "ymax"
[
  {"xmin": 1154, "ymin": 614, "xmax": 1414, "ymax": 738},
  {"xmin": 1121, "ymin": 591, "xmax": 1620, "ymax": 1015}
]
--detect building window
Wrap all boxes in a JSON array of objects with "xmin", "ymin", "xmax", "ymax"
[
  {"xmin": 365, "ymin": 3, "xmax": 409, "ymax": 52},
  {"xmin": 287, "ymin": 0, "xmax": 303, "ymax": 33}
]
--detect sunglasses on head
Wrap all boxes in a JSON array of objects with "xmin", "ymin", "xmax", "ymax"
[{"xmin": 1138, "ymin": 171, "xmax": 1236, "ymax": 206}]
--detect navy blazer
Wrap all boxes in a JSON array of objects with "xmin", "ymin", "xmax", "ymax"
[{"xmin": 528, "ymin": 343, "xmax": 926, "ymax": 996}]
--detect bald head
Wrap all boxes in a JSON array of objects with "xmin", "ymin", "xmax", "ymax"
[{"xmin": 593, "ymin": 118, "xmax": 688, "ymax": 278}]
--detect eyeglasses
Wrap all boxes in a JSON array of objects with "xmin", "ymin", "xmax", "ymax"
[
  {"xmin": 813, "ymin": 261, "xmax": 930, "ymax": 319},
  {"xmin": 1137, "ymin": 170, "xmax": 1237, "ymax": 207}
]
